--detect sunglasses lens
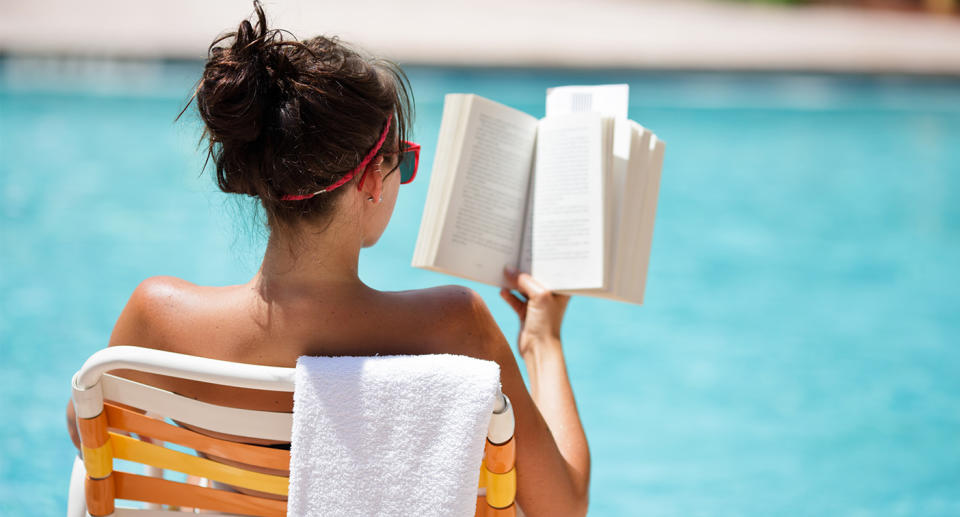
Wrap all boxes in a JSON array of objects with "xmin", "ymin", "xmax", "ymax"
[{"xmin": 399, "ymin": 150, "xmax": 416, "ymax": 183}]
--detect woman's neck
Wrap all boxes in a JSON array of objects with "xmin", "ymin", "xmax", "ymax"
[{"xmin": 252, "ymin": 218, "xmax": 367, "ymax": 298}]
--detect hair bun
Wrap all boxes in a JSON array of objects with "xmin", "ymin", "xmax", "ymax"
[
  {"xmin": 185, "ymin": 0, "xmax": 414, "ymax": 223},
  {"xmin": 196, "ymin": 4, "xmax": 273, "ymax": 146}
]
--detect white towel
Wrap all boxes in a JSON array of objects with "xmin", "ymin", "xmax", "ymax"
[{"xmin": 288, "ymin": 354, "xmax": 502, "ymax": 517}]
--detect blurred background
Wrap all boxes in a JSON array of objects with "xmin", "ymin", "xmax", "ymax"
[{"xmin": 1, "ymin": 0, "xmax": 958, "ymax": 515}]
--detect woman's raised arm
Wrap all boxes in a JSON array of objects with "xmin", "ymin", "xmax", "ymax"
[{"xmin": 458, "ymin": 269, "xmax": 591, "ymax": 517}]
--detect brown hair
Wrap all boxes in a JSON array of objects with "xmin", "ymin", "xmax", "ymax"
[{"xmin": 185, "ymin": 1, "xmax": 413, "ymax": 231}]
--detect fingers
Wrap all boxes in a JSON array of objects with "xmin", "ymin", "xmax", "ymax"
[
  {"xmin": 517, "ymin": 273, "xmax": 548, "ymax": 300},
  {"xmin": 499, "ymin": 288, "xmax": 526, "ymax": 319},
  {"xmin": 503, "ymin": 266, "xmax": 548, "ymax": 300}
]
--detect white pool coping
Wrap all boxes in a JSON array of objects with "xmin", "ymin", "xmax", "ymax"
[{"xmin": 1, "ymin": 0, "xmax": 959, "ymax": 75}]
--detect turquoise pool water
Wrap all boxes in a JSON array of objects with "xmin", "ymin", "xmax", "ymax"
[{"xmin": 2, "ymin": 59, "xmax": 959, "ymax": 516}]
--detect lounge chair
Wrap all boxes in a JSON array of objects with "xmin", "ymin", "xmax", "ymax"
[{"xmin": 67, "ymin": 346, "xmax": 517, "ymax": 516}]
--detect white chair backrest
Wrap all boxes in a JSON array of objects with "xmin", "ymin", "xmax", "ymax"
[{"xmin": 68, "ymin": 346, "xmax": 517, "ymax": 517}]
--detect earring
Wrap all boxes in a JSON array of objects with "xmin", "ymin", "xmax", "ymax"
[{"xmin": 368, "ymin": 196, "xmax": 375, "ymax": 202}]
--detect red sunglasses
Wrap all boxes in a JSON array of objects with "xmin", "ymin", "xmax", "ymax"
[
  {"xmin": 282, "ymin": 117, "xmax": 419, "ymax": 201},
  {"xmin": 375, "ymin": 140, "xmax": 421, "ymax": 186}
]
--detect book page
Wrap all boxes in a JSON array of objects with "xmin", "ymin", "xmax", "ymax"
[
  {"xmin": 531, "ymin": 113, "xmax": 608, "ymax": 291},
  {"xmin": 545, "ymin": 84, "xmax": 629, "ymax": 118},
  {"xmin": 553, "ymin": 122, "xmax": 662, "ymax": 305},
  {"xmin": 516, "ymin": 151, "xmax": 535, "ymax": 275},
  {"xmin": 620, "ymin": 125, "xmax": 653, "ymax": 302},
  {"xmin": 629, "ymin": 135, "xmax": 666, "ymax": 304},
  {"xmin": 606, "ymin": 119, "xmax": 632, "ymax": 290},
  {"xmin": 430, "ymin": 95, "xmax": 539, "ymax": 286},
  {"xmin": 543, "ymin": 84, "xmax": 630, "ymax": 297},
  {"xmin": 412, "ymin": 95, "xmax": 471, "ymax": 267},
  {"xmin": 611, "ymin": 124, "xmax": 652, "ymax": 304}
]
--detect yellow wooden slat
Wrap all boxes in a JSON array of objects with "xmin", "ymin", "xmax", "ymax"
[
  {"xmin": 109, "ymin": 433, "xmax": 288, "ymax": 496},
  {"xmin": 104, "ymin": 403, "xmax": 290, "ymax": 472},
  {"xmin": 82, "ymin": 441, "xmax": 114, "ymax": 479},
  {"xmin": 477, "ymin": 463, "xmax": 516, "ymax": 509}
]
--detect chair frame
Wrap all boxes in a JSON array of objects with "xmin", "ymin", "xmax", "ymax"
[{"xmin": 69, "ymin": 346, "xmax": 517, "ymax": 516}]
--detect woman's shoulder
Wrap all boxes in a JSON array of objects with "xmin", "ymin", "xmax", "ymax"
[
  {"xmin": 382, "ymin": 284, "xmax": 491, "ymax": 324},
  {"xmin": 129, "ymin": 275, "xmax": 242, "ymax": 308},
  {"xmin": 123, "ymin": 275, "xmax": 211, "ymax": 320},
  {"xmin": 107, "ymin": 276, "xmax": 219, "ymax": 348},
  {"xmin": 388, "ymin": 283, "xmax": 484, "ymax": 307},
  {"xmin": 129, "ymin": 275, "xmax": 197, "ymax": 302},
  {"xmin": 375, "ymin": 284, "xmax": 503, "ymax": 359}
]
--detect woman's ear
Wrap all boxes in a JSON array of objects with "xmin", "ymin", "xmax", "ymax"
[{"xmin": 360, "ymin": 156, "xmax": 384, "ymax": 204}]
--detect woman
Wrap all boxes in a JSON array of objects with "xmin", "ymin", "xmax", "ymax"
[{"xmin": 68, "ymin": 3, "xmax": 590, "ymax": 515}]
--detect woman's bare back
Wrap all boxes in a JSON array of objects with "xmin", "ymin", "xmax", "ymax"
[
  {"xmin": 109, "ymin": 276, "xmax": 491, "ymax": 420},
  {"xmin": 98, "ymin": 273, "xmax": 590, "ymax": 515}
]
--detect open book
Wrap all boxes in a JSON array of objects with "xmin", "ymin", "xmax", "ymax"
[{"xmin": 412, "ymin": 85, "xmax": 665, "ymax": 304}]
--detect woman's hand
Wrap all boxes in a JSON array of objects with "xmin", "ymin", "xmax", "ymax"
[{"xmin": 499, "ymin": 266, "xmax": 572, "ymax": 359}]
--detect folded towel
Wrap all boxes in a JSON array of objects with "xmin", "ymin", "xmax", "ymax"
[{"xmin": 288, "ymin": 354, "xmax": 502, "ymax": 517}]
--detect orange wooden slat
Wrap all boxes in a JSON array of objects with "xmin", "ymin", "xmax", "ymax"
[
  {"xmin": 78, "ymin": 412, "xmax": 109, "ymax": 449},
  {"xmin": 488, "ymin": 502, "xmax": 517, "ymax": 516},
  {"xmin": 113, "ymin": 471, "xmax": 287, "ymax": 517},
  {"xmin": 85, "ymin": 475, "xmax": 115, "ymax": 516},
  {"xmin": 484, "ymin": 436, "xmax": 515, "ymax": 474},
  {"xmin": 475, "ymin": 498, "xmax": 517, "ymax": 517},
  {"xmin": 104, "ymin": 403, "xmax": 290, "ymax": 472}
]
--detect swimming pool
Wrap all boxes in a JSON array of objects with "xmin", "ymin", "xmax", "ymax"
[{"xmin": 2, "ymin": 58, "xmax": 959, "ymax": 516}]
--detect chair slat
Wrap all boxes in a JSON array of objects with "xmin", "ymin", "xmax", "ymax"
[
  {"xmin": 77, "ymin": 412, "xmax": 109, "ymax": 449},
  {"xmin": 74, "ymin": 345, "xmax": 295, "ymax": 393},
  {"xmin": 483, "ymin": 436, "xmax": 516, "ymax": 474},
  {"xmin": 105, "ymin": 403, "xmax": 290, "ymax": 472},
  {"xmin": 110, "ymin": 433, "xmax": 288, "ymax": 496},
  {"xmin": 113, "ymin": 471, "xmax": 287, "ymax": 517},
  {"xmin": 81, "ymin": 441, "xmax": 114, "ymax": 480},
  {"xmin": 114, "ymin": 509, "xmax": 249, "ymax": 517},
  {"xmin": 102, "ymin": 374, "xmax": 292, "ymax": 441},
  {"xmin": 478, "ymin": 463, "xmax": 517, "ymax": 510},
  {"xmin": 476, "ymin": 497, "xmax": 518, "ymax": 517},
  {"xmin": 85, "ymin": 476, "xmax": 115, "ymax": 516}
]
